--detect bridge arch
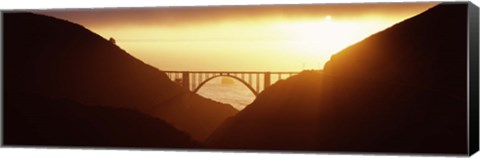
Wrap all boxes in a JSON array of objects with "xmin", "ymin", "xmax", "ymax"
[{"xmin": 192, "ymin": 75, "xmax": 259, "ymax": 96}]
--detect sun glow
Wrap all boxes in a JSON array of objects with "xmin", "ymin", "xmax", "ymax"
[
  {"xmin": 326, "ymin": 15, "xmax": 332, "ymax": 21},
  {"xmin": 91, "ymin": 16, "xmax": 403, "ymax": 71},
  {"xmin": 38, "ymin": 3, "xmax": 437, "ymax": 72}
]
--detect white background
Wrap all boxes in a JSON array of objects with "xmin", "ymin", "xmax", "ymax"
[{"xmin": 1, "ymin": 0, "xmax": 479, "ymax": 158}]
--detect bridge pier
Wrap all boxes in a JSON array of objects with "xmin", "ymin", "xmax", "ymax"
[
  {"xmin": 256, "ymin": 74, "xmax": 260, "ymax": 92},
  {"xmin": 264, "ymin": 72, "xmax": 271, "ymax": 91},
  {"xmin": 182, "ymin": 72, "xmax": 190, "ymax": 90}
]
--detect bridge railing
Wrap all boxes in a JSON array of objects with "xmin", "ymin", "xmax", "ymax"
[{"xmin": 163, "ymin": 71, "xmax": 302, "ymax": 95}]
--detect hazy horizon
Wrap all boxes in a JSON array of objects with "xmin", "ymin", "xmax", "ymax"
[{"xmin": 36, "ymin": 2, "xmax": 437, "ymax": 72}]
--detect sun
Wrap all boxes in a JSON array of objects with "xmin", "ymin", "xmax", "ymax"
[{"xmin": 325, "ymin": 15, "xmax": 332, "ymax": 21}]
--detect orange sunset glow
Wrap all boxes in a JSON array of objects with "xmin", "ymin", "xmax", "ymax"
[
  {"xmin": 5, "ymin": 2, "xmax": 472, "ymax": 153},
  {"xmin": 37, "ymin": 2, "xmax": 437, "ymax": 72}
]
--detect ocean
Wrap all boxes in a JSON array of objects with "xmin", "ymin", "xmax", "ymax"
[
  {"xmin": 193, "ymin": 75, "xmax": 293, "ymax": 110},
  {"xmin": 196, "ymin": 77, "xmax": 256, "ymax": 110}
]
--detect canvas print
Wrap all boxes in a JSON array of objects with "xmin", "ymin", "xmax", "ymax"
[{"xmin": 2, "ymin": 1, "xmax": 479, "ymax": 155}]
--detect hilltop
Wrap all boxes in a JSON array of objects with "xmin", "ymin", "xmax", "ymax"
[
  {"xmin": 3, "ymin": 12, "xmax": 238, "ymax": 143},
  {"xmin": 207, "ymin": 3, "xmax": 468, "ymax": 154}
]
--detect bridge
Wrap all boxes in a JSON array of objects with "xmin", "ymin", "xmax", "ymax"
[{"xmin": 164, "ymin": 71, "xmax": 300, "ymax": 96}]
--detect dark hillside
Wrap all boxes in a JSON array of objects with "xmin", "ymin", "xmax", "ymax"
[
  {"xmin": 4, "ymin": 91, "xmax": 198, "ymax": 148},
  {"xmin": 3, "ymin": 12, "xmax": 237, "ymax": 142},
  {"xmin": 207, "ymin": 3, "xmax": 468, "ymax": 154}
]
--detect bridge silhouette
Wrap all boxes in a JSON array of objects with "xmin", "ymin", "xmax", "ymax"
[{"xmin": 164, "ymin": 71, "xmax": 300, "ymax": 96}]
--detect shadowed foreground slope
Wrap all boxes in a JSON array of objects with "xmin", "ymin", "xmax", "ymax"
[
  {"xmin": 207, "ymin": 3, "xmax": 468, "ymax": 154},
  {"xmin": 3, "ymin": 13, "xmax": 237, "ymax": 142},
  {"xmin": 4, "ymin": 92, "xmax": 198, "ymax": 148}
]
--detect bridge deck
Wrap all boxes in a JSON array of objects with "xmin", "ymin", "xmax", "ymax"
[
  {"xmin": 163, "ymin": 71, "xmax": 300, "ymax": 74},
  {"xmin": 162, "ymin": 70, "xmax": 319, "ymax": 96}
]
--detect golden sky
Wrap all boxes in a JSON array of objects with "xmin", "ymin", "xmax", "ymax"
[{"xmin": 37, "ymin": 2, "xmax": 437, "ymax": 72}]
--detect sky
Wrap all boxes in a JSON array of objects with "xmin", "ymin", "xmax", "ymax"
[{"xmin": 37, "ymin": 2, "xmax": 438, "ymax": 72}]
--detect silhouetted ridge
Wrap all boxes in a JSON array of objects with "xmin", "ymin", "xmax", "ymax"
[
  {"xmin": 207, "ymin": 71, "xmax": 323, "ymax": 151},
  {"xmin": 4, "ymin": 12, "xmax": 174, "ymax": 109},
  {"xmin": 4, "ymin": 92, "xmax": 198, "ymax": 148},
  {"xmin": 4, "ymin": 12, "xmax": 237, "ymax": 143},
  {"xmin": 207, "ymin": 3, "xmax": 468, "ymax": 154},
  {"xmin": 325, "ymin": 3, "xmax": 467, "ymax": 97}
]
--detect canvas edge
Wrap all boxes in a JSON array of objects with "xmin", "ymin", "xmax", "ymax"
[
  {"xmin": 0, "ymin": 2, "xmax": 477, "ymax": 156},
  {"xmin": 468, "ymin": 1, "xmax": 480, "ymax": 156},
  {"xmin": 0, "ymin": 11, "xmax": 4, "ymax": 147}
]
